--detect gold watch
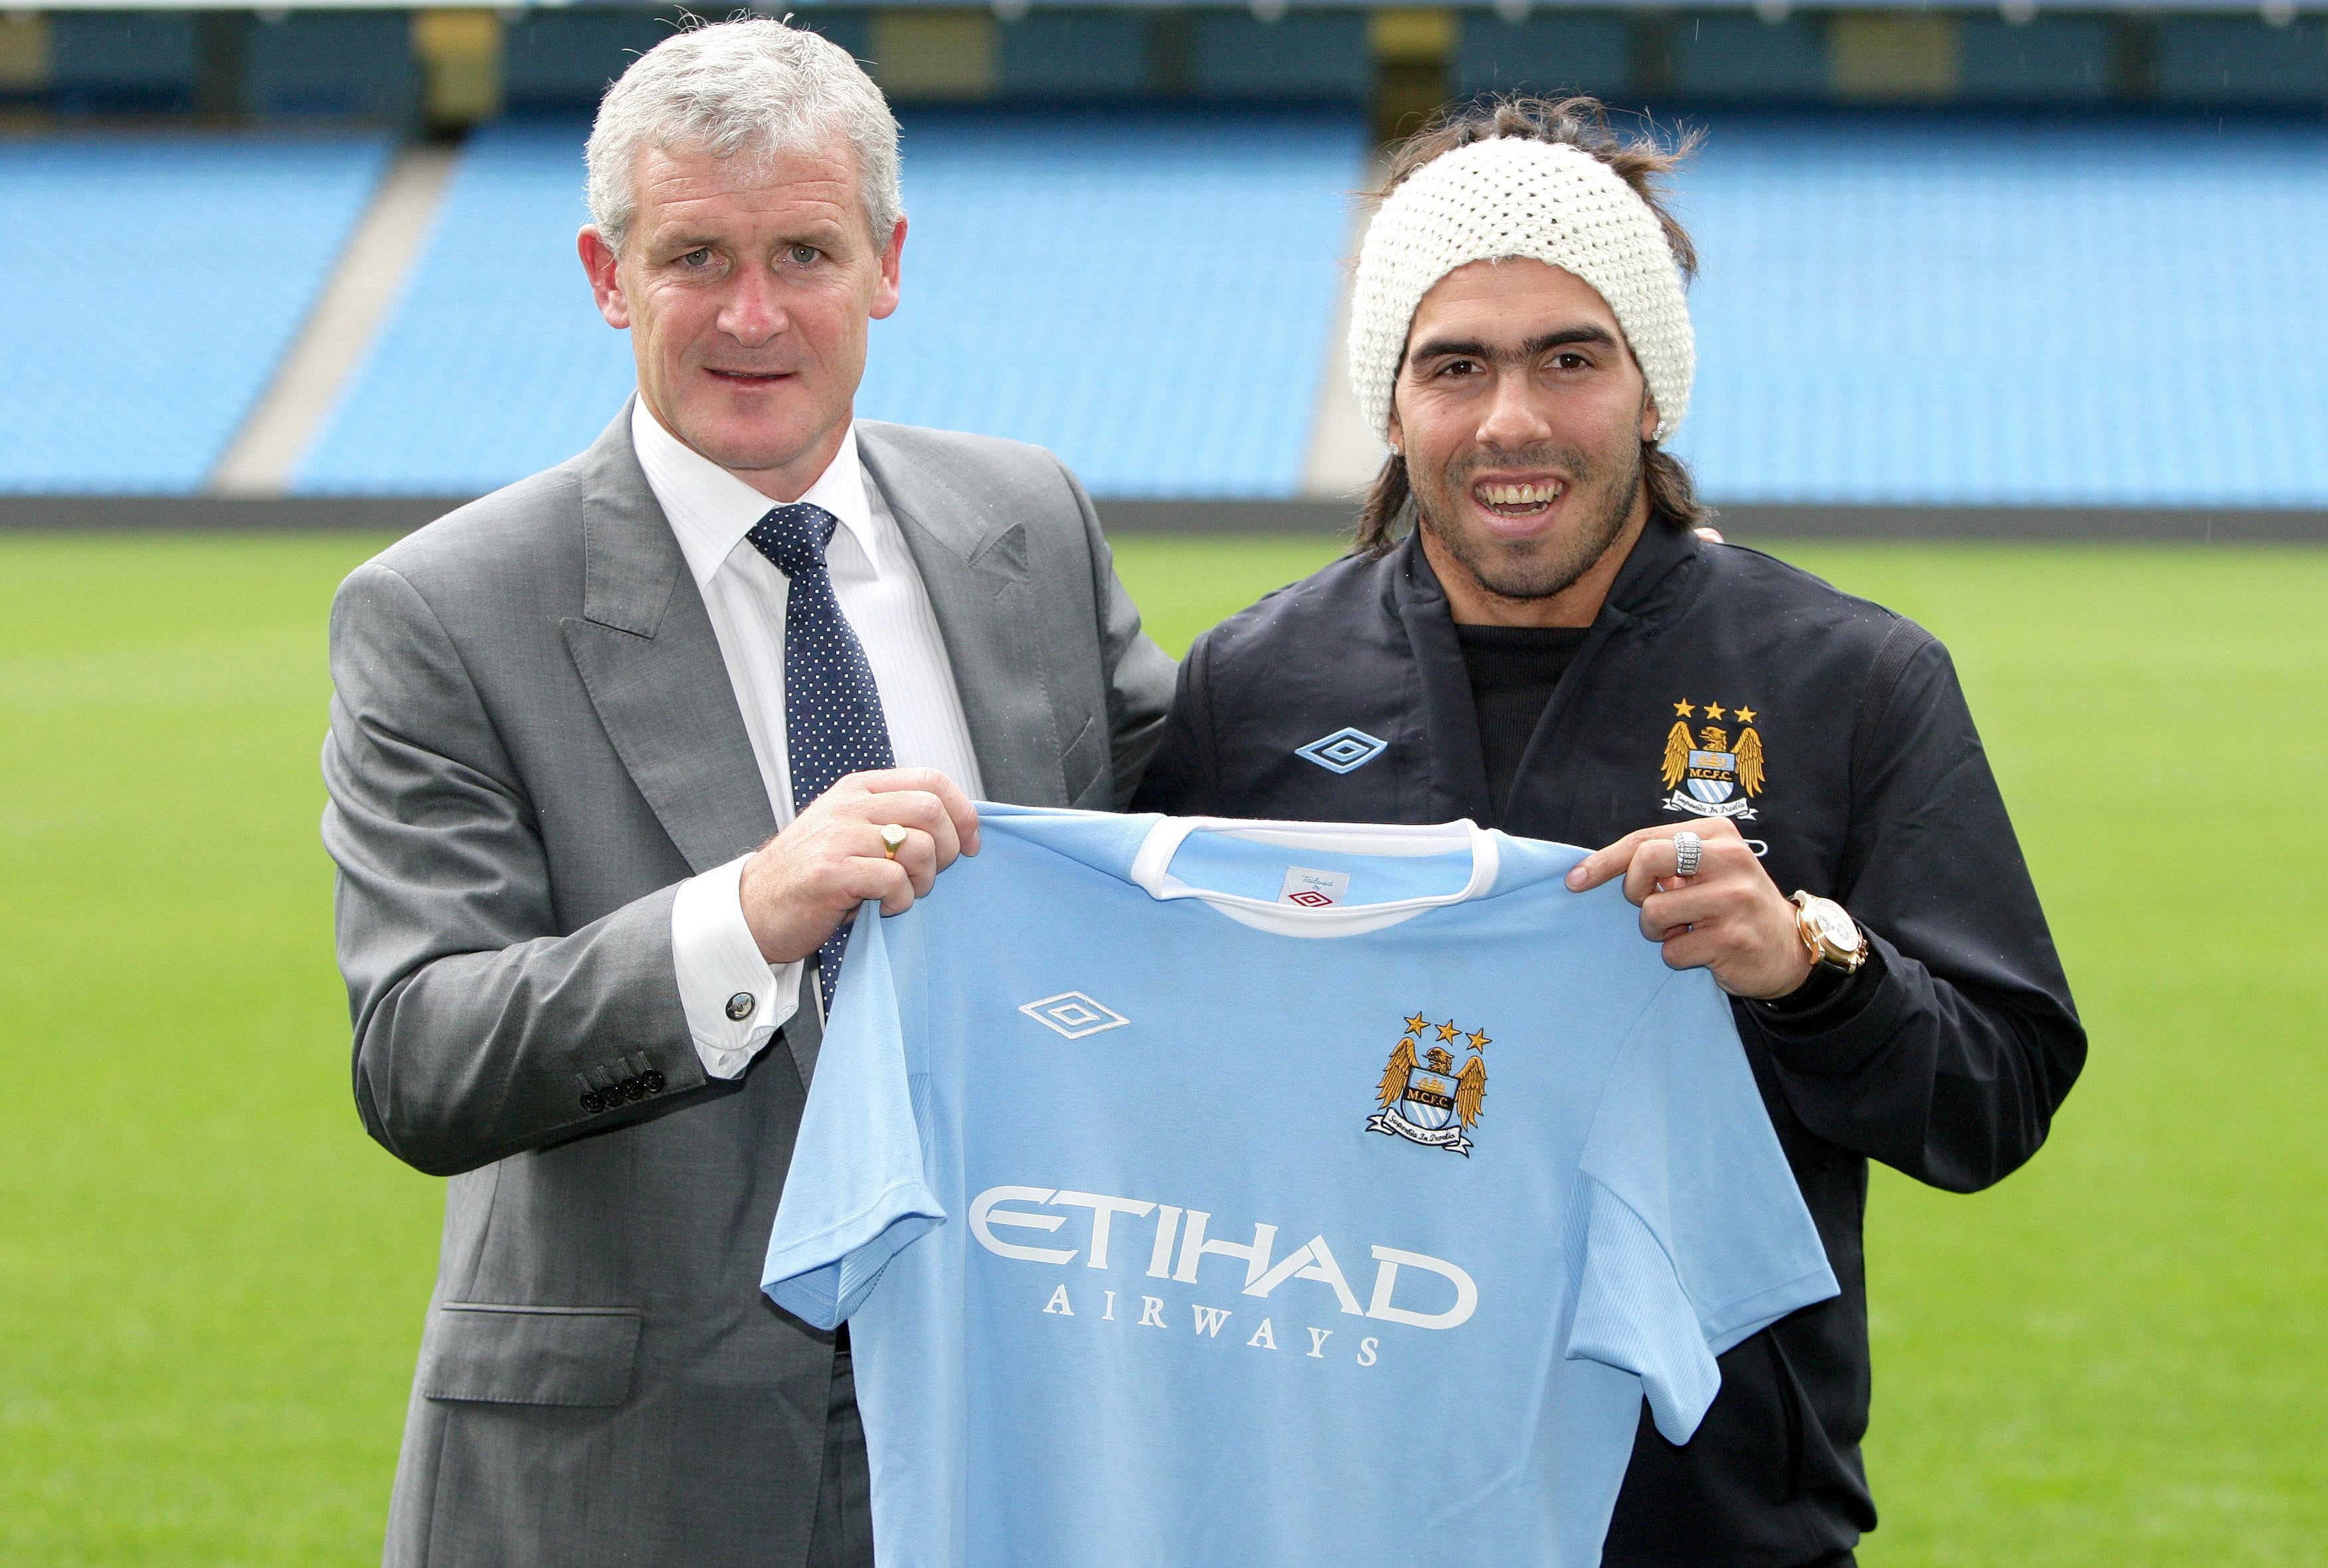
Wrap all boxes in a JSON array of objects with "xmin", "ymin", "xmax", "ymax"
[{"xmin": 1790, "ymin": 892, "xmax": 1867, "ymax": 974}]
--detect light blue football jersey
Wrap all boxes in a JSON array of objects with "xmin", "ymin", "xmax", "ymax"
[{"xmin": 764, "ymin": 806, "xmax": 1838, "ymax": 1568}]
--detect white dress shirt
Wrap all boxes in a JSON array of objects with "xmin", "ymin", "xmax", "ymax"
[{"xmin": 635, "ymin": 400, "xmax": 986, "ymax": 1079}]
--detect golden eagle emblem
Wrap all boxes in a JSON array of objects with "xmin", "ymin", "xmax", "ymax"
[
  {"xmin": 1660, "ymin": 700, "xmax": 1766, "ymax": 822},
  {"xmin": 1369, "ymin": 1017, "xmax": 1489, "ymax": 1155}
]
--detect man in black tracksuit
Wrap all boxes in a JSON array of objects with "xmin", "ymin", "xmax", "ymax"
[{"xmin": 1134, "ymin": 100, "xmax": 2083, "ymax": 1566}]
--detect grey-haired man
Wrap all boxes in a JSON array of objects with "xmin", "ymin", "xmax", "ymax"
[{"xmin": 322, "ymin": 20, "xmax": 1171, "ymax": 1565}]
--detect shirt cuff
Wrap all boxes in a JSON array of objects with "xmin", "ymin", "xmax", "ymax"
[
  {"xmin": 1747, "ymin": 934, "xmax": 1901, "ymax": 1076},
  {"xmin": 1761, "ymin": 955, "xmax": 1859, "ymax": 1018},
  {"xmin": 672, "ymin": 855, "xmax": 802, "ymax": 1080}
]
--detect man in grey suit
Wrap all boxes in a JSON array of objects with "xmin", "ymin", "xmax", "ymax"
[{"xmin": 321, "ymin": 20, "xmax": 1173, "ymax": 1566}]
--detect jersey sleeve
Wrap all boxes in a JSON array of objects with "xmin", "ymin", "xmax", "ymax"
[
  {"xmin": 1565, "ymin": 972, "xmax": 1840, "ymax": 1443},
  {"xmin": 762, "ymin": 903, "xmax": 945, "ymax": 1329}
]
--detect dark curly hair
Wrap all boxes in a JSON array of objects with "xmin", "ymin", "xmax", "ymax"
[{"xmin": 1351, "ymin": 96, "xmax": 1712, "ymax": 557}]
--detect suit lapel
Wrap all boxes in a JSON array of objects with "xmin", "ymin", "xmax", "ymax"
[
  {"xmin": 857, "ymin": 422, "xmax": 1067, "ymax": 806},
  {"xmin": 559, "ymin": 407, "xmax": 779, "ymax": 875}
]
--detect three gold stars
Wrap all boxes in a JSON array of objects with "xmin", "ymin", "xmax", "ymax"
[
  {"xmin": 1674, "ymin": 699, "xmax": 1760, "ymax": 724},
  {"xmin": 1408, "ymin": 1012, "xmax": 1491, "ymax": 1054}
]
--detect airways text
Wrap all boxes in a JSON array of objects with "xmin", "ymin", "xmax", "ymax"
[{"xmin": 970, "ymin": 1183, "xmax": 1477, "ymax": 1368}]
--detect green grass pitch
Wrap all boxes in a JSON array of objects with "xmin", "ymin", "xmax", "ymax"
[{"xmin": 1, "ymin": 531, "xmax": 2321, "ymax": 1566}]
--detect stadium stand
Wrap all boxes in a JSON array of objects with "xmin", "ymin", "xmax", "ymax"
[
  {"xmin": 7, "ymin": 14, "xmax": 2324, "ymax": 517},
  {"xmin": 2156, "ymin": 18, "xmax": 2328, "ymax": 106},
  {"xmin": 294, "ymin": 118, "xmax": 640, "ymax": 495},
  {"xmin": 1669, "ymin": 16, "xmax": 1833, "ymax": 100},
  {"xmin": 294, "ymin": 106, "xmax": 2327, "ymax": 509},
  {"xmin": 996, "ymin": 11, "xmax": 1151, "ymax": 100},
  {"xmin": 245, "ymin": 11, "xmax": 419, "ymax": 126},
  {"xmin": 1674, "ymin": 114, "xmax": 2328, "ymax": 507},
  {"xmin": 47, "ymin": 11, "xmax": 200, "ymax": 116},
  {"xmin": 1455, "ymin": 14, "xmax": 1632, "ymax": 102},
  {"xmin": 0, "ymin": 134, "xmax": 391, "ymax": 493},
  {"xmin": 502, "ymin": 9, "xmax": 718, "ymax": 113},
  {"xmin": 1189, "ymin": 13, "xmax": 1372, "ymax": 102},
  {"xmin": 298, "ymin": 108, "xmax": 1368, "ymax": 499},
  {"xmin": 854, "ymin": 110, "xmax": 1366, "ymax": 498},
  {"xmin": 1956, "ymin": 17, "xmax": 2116, "ymax": 105}
]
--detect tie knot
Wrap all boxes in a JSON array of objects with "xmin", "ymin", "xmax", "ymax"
[{"xmin": 747, "ymin": 502, "xmax": 841, "ymax": 579}]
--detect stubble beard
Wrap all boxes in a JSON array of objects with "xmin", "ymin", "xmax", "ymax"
[{"xmin": 1412, "ymin": 437, "xmax": 1645, "ymax": 604}]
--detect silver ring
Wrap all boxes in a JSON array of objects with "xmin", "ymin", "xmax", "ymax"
[{"xmin": 1672, "ymin": 831, "xmax": 1703, "ymax": 878}]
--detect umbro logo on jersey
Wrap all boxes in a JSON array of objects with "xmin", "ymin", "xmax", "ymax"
[
  {"xmin": 1019, "ymin": 990, "xmax": 1131, "ymax": 1040},
  {"xmin": 1294, "ymin": 727, "xmax": 1388, "ymax": 774},
  {"xmin": 1277, "ymin": 865, "xmax": 1350, "ymax": 909}
]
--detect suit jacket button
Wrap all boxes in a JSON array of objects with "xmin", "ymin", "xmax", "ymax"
[
  {"xmin": 580, "ymin": 1089, "xmax": 605, "ymax": 1114},
  {"xmin": 642, "ymin": 1069, "xmax": 666, "ymax": 1094},
  {"xmin": 621, "ymin": 1076, "xmax": 646, "ymax": 1102},
  {"xmin": 725, "ymin": 992, "xmax": 755, "ymax": 1022}
]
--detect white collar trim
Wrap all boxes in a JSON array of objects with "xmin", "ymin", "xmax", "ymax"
[{"xmin": 1127, "ymin": 816, "xmax": 1499, "ymax": 937}]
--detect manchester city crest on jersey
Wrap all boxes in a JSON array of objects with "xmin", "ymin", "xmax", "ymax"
[
  {"xmin": 1660, "ymin": 699, "xmax": 1766, "ymax": 821},
  {"xmin": 1368, "ymin": 1014, "xmax": 1487, "ymax": 1155}
]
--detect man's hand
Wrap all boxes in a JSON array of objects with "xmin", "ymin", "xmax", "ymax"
[
  {"xmin": 738, "ymin": 768, "xmax": 981, "ymax": 964},
  {"xmin": 1563, "ymin": 817, "xmax": 1813, "ymax": 1000}
]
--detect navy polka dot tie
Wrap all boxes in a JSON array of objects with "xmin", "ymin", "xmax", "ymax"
[{"xmin": 746, "ymin": 502, "xmax": 896, "ymax": 1014}]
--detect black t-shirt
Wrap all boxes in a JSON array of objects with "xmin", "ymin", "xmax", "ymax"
[{"xmin": 1454, "ymin": 623, "xmax": 1589, "ymax": 825}]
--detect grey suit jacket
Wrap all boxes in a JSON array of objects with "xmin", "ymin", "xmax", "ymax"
[{"xmin": 322, "ymin": 408, "xmax": 1175, "ymax": 1568}]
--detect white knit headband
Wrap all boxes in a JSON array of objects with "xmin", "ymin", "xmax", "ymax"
[{"xmin": 1348, "ymin": 136, "xmax": 1695, "ymax": 445}]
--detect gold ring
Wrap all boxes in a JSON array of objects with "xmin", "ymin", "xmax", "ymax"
[{"xmin": 878, "ymin": 824, "xmax": 908, "ymax": 861}]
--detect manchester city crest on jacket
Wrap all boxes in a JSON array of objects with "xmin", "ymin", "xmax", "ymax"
[
  {"xmin": 1660, "ymin": 699, "xmax": 1766, "ymax": 821},
  {"xmin": 1369, "ymin": 1014, "xmax": 1487, "ymax": 1155}
]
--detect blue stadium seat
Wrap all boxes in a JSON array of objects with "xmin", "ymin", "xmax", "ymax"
[
  {"xmin": 0, "ymin": 134, "xmax": 391, "ymax": 493},
  {"xmin": 298, "ymin": 108, "xmax": 1366, "ymax": 499},
  {"xmin": 1672, "ymin": 115, "xmax": 2328, "ymax": 507},
  {"xmin": 856, "ymin": 110, "xmax": 1366, "ymax": 497},
  {"xmin": 295, "ymin": 118, "xmax": 640, "ymax": 496}
]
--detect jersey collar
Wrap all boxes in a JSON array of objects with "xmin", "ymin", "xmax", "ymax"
[{"xmin": 1127, "ymin": 815, "xmax": 1500, "ymax": 937}]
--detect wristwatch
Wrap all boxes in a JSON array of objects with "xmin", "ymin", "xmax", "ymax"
[{"xmin": 1790, "ymin": 891, "xmax": 1867, "ymax": 974}]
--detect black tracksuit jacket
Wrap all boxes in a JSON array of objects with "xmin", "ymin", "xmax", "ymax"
[{"xmin": 1131, "ymin": 519, "xmax": 2085, "ymax": 1566}]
